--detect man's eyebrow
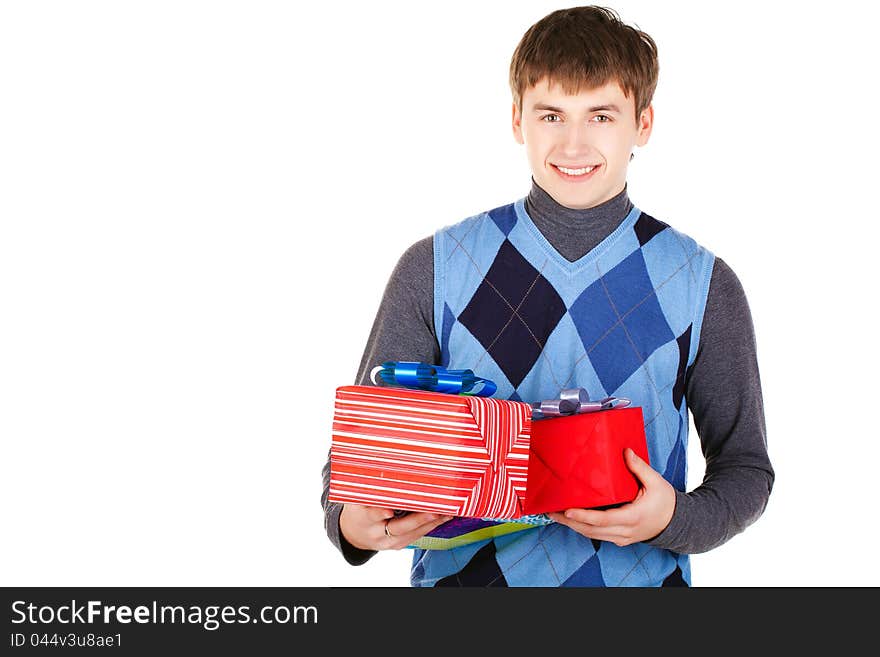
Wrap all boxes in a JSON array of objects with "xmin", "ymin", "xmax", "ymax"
[{"xmin": 532, "ymin": 103, "xmax": 622, "ymax": 113}]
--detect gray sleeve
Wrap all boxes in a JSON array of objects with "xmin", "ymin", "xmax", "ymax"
[
  {"xmin": 321, "ymin": 236, "xmax": 439, "ymax": 565},
  {"xmin": 645, "ymin": 257, "xmax": 775, "ymax": 554}
]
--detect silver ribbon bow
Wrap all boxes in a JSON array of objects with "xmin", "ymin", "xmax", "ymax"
[{"xmin": 530, "ymin": 387, "xmax": 631, "ymax": 420}]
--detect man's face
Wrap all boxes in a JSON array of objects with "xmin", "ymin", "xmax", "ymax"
[{"xmin": 512, "ymin": 77, "xmax": 653, "ymax": 210}]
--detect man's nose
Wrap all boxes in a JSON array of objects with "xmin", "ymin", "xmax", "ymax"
[{"xmin": 561, "ymin": 122, "xmax": 590, "ymax": 154}]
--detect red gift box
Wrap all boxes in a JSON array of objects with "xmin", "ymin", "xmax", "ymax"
[
  {"xmin": 328, "ymin": 385, "xmax": 533, "ymax": 519},
  {"xmin": 523, "ymin": 406, "xmax": 649, "ymax": 514},
  {"xmin": 327, "ymin": 385, "xmax": 650, "ymax": 523}
]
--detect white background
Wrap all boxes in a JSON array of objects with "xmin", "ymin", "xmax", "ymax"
[{"xmin": 1, "ymin": 0, "xmax": 877, "ymax": 587}]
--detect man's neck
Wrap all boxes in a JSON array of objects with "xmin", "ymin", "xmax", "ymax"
[{"xmin": 525, "ymin": 179, "xmax": 634, "ymax": 262}]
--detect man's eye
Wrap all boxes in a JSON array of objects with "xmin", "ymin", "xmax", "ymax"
[{"xmin": 540, "ymin": 114, "xmax": 611, "ymax": 123}]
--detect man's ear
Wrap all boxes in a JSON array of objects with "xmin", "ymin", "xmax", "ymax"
[
  {"xmin": 636, "ymin": 103, "xmax": 654, "ymax": 146},
  {"xmin": 512, "ymin": 102, "xmax": 524, "ymax": 145}
]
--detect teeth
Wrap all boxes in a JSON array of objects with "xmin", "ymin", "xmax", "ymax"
[{"xmin": 557, "ymin": 165, "xmax": 596, "ymax": 175}]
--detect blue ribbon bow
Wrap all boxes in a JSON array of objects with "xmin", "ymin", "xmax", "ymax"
[
  {"xmin": 370, "ymin": 361, "xmax": 497, "ymax": 397},
  {"xmin": 530, "ymin": 388, "xmax": 630, "ymax": 420}
]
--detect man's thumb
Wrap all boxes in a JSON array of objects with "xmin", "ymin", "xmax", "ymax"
[{"xmin": 624, "ymin": 448, "xmax": 653, "ymax": 483}]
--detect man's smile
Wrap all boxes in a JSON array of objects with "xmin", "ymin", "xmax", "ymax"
[{"xmin": 552, "ymin": 163, "xmax": 602, "ymax": 180}]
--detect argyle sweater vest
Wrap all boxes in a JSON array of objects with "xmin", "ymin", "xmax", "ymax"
[{"xmin": 409, "ymin": 197, "xmax": 715, "ymax": 587}]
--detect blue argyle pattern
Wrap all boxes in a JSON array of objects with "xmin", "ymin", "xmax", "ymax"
[{"xmin": 412, "ymin": 197, "xmax": 714, "ymax": 587}]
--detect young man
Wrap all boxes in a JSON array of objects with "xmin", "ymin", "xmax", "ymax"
[{"xmin": 322, "ymin": 5, "xmax": 774, "ymax": 586}]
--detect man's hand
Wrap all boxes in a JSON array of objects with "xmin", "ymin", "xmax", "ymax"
[
  {"xmin": 548, "ymin": 448, "xmax": 676, "ymax": 547},
  {"xmin": 340, "ymin": 504, "xmax": 453, "ymax": 551}
]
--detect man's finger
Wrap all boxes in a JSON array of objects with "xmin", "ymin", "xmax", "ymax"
[
  {"xmin": 562, "ymin": 508, "xmax": 606, "ymax": 525},
  {"xmin": 624, "ymin": 448, "xmax": 656, "ymax": 485},
  {"xmin": 549, "ymin": 513, "xmax": 631, "ymax": 543},
  {"xmin": 558, "ymin": 507, "xmax": 636, "ymax": 527},
  {"xmin": 386, "ymin": 512, "xmax": 452, "ymax": 538},
  {"xmin": 364, "ymin": 505, "xmax": 395, "ymax": 522},
  {"xmin": 552, "ymin": 507, "xmax": 638, "ymax": 529},
  {"xmin": 385, "ymin": 516, "xmax": 453, "ymax": 549}
]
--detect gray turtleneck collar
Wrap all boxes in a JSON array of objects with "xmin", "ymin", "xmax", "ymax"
[{"xmin": 524, "ymin": 177, "xmax": 634, "ymax": 262}]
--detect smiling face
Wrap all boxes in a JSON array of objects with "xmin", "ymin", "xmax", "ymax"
[{"xmin": 512, "ymin": 77, "xmax": 653, "ymax": 210}]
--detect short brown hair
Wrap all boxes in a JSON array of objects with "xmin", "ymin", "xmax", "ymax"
[{"xmin": 509, "ymin": 6, "xmax": 658, "ymax": 121}]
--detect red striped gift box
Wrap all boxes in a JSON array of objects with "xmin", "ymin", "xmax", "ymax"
[{"xmin": 328, "ymin": 385, "xmax": 533, "ymax": 519}]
